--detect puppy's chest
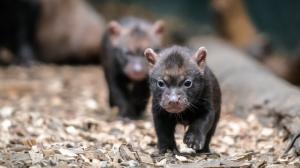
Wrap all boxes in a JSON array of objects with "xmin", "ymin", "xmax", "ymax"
[{"xmin": 172, "ymin": 111, "xmax": 202, "ymax": 126}]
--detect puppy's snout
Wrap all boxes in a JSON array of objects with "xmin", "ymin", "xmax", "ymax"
[{"xmin": 168, "ymin": 94, "xmax": 181, "ymax": 105}]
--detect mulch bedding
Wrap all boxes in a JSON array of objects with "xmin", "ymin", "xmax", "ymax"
[{"xmin": 0, "ymin": 65, "xmax": 298, "ymax": 168}]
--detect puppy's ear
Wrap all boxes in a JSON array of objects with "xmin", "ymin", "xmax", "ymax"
[
  {"xmin": 108, "ymin": 21, "xmax": 122, "ymax": 36},
  {"xmin": 152, "ymin": 20, "xmax": 165, "ymax": 36},
  {"xmin": 144, "ymin": 48, "xmax": 159, "ymax": 67},
  {"xmin": 192, "ymin": 47, "xmax": 207, "ymax": 73}
]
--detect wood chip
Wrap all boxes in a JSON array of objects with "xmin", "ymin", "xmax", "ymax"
[
  {"xmin": 57, "ymin": 148, "xmax": 77, "ymax": 157},
  {"xmin": 29, "ymin": 151, "xmax": 43, "ymax": 164}
]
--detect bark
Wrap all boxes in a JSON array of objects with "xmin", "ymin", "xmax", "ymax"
[{"xmin": 210, "ymin": 0, "xmax": 271, "ymax": 59}]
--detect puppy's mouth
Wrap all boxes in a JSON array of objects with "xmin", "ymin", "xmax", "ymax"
[
  {"xmin": 126, "ymin": 71, "xmax": 147, "ymax": 81},
  {"xmin": 162, "ymin": 104, "xmax": 187, "ymax": 113}
]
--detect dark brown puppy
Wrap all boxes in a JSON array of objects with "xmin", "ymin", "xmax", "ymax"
[
  {"xmin": 102, "ymin": 17, "xmax": 164, "ymax": 119},
  {"xmin": 144, "ymin": 46, "xmax": 221, "ymax": 153}
]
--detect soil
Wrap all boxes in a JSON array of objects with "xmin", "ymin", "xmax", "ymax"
[{"xmin": 0, "ymin": 65, "xmax": 299, "ymax": 167}]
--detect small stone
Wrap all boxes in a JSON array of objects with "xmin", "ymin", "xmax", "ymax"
[
  {"xmin": 47, "ymin": 80, "xmax": 63, "ymax": 93},
  {"xmin": 222, "ymin": 136, "xmax": 235, "ymax": 145},
  {"xmin": 180, "ymin": 147, "xmax": 195, "ymax": 154},
  {"xmin": 144, "ymin": 122, "xmax": 152, "ymax": 129},
  {"xmin": 29, "ymin": 151, "xmax": 43, "ymax": 164},
  {"xmin": 228, "ymin": 122, "xmax": 241, "ymax": 135},
  {"xmin": 155, "ymin": 158, "xmax": 166, "ymax": 167},
  {"xmin": 66, "ymin": 126, "xmax": 79, "ymax": 135},
  {"xmin": 261, "ymin": 128, "xmax": 274, "ymax": 137},
  {"xmin": 247, "ymin": 114, "xmax": 257, "ymax": 123},
  {"xmin": 128, "ymin": 160, "xmax": 139, "ymax": 167},
  {"xmin": 85, "ymin": 99, "xmax": 98, "ymax": 110},
  {"xmin": 175, "ymin": 155, "xmax": 188, "ymax": 162},
  {"xmin": 57, "ymin": 148, "xmax": 77, "ymax": 157},
  {"xmin": 49, "ymin": 159, "xmax": 57, "ymax": 166},
  {"xmin": 98, "ymin": 160, "xmax": 108, "ymax": 168},
  {"xmin": 0, "ymin": 106, "xmax": 14, "ymax": 118},
  {"xmin": 1, "ymin": 119, "xmax": 12, "ymax": 131}
]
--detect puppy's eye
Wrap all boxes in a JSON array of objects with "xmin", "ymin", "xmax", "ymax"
[
  {"xmin": 183, "ymin": 79, "xmax": 192, "ymax": 88},
  {"xmin": 154, "ymin": 48, "xmax": 161, "ymax": 53},
  {"xmin": 157, "ymin": 80, "xmax": 166, "ymax": 88}
]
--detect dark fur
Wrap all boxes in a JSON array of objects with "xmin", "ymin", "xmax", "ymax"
[
  {"xmin": 149, "ymin": 46, "xmax": 221, "ymax": 153},
  {"xmin": 0, "ymin": 0, "xmax": 40, "ymax": 65},
  {"xmin": 102, "ymin": 17, "xmax": 162, "ymax": 119}
]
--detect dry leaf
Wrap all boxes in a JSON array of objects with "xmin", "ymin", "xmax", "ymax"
[
  {"xmin": 28, "ymin": 151, "xmax": 43, "ymax": 164},
  {"xmin": 57, "ymin": 148, "xmax": 77, "ymax": 157}
]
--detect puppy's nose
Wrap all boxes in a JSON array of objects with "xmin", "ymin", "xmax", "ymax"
[
  {"xmin": 168, "ymin": 94, "xmax": 180, "ymax": 105},
  {"xmin": 132, "ymin": 63, "xmax": 143, "ymax": 73}
]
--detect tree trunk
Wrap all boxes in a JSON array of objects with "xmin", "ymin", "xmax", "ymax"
[
  {"xmin": 189, "ymin": 36, "xmax": 300, "ymax": 154},
  {"xmin": 210, "ymin": 0, "xmax": 270, "ymax": 59}
]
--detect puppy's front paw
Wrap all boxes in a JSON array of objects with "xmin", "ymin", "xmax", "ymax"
[
  {"xmin": 183, "ymin": 131, "xmax": 205, "ymax": 151},
  {"xmin": 158, "ymin": 145, "xmax": 178, "ymax": 154}
]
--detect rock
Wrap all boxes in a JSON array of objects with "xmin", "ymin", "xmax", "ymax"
[
  {"xmin": 222, "ymin": 136, "xmax": 235, "ymax": 145},
  {"xmin": 1, "ymin": 119, "xmax": 12, "ymax": 131},
  {"xmin": 0, "ymin": 106, "xmax": 14, "ymax": 118},
  {"xmin": 175, "ymin": 155, "xmax": 188, "ymax": 162},
  {"xmin": 261, "ymin": 128, "xmax": 274, "ymax": 137},
  {"xmin": 65, "ymin": 126, "xmax": 79, "ymax": 135},
  {"xmin": 85, "ymin": 99, "xmax": 98, "ymax": 110}
]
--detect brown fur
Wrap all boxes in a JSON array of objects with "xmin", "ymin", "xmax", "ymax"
[
  {"xmin": 37, "ymin": 0, "xmax": 106, "ymax": 63},
  {"xmin": 163, "ymin": 67, "xmax": 186, "ymax": 79},
  {"xmin": 108, "ymin": 18, "xmax": 163, "ymax": 55}
]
